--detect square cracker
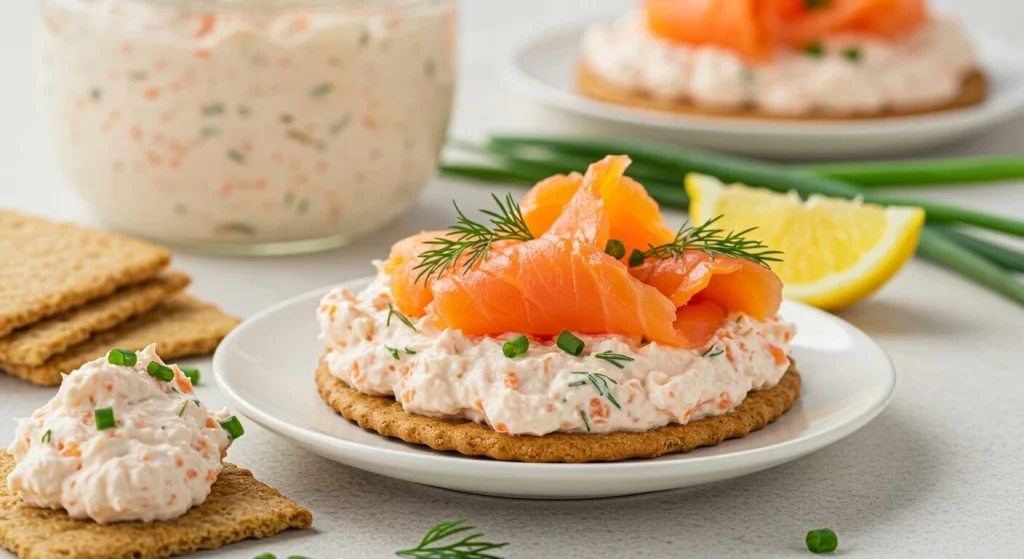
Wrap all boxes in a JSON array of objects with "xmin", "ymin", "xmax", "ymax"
[
  {"xmin": 0, "ymin": 295, "xmax": 240, "ymax": 386},
  {"xmin": 0, "ymin": 211, "xmax": 171, "ymax": 338},
  {"xmin": 0, "ymin": 271, "xmax": 192, "ymax": 366},
  {"xmin": 0, "ymin": 451, "xmax": 313, "ymax": 559}
]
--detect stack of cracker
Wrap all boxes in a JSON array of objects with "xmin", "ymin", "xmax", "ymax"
[{"xmin": 0, "ymin": 211, "xmax": 240, "ymax": 386}]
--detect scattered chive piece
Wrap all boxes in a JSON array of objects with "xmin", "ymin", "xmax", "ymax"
[
  {"xmin": 90, "ymin": 88, "xmax": 102, "ymax": 100},
  {"xmin": 579, "ymin": 409, "xmax": 591, "ymax": 432},
  {"xmin": 309, "ymin": 82, "xmax": 334, "ymax": 98},
  {"xmin": 178, "ymin": 401, "xmax": 189, "ymax": 417},
  {"xmin": 181, "ymin": 367, "xmax": 201, "ymax": 386},
  {"xmin": 594, "ymin": 351, "xmax": 634, "ymax": 369},
  {"xmin": 803, "ymin": 41, "xmax": 824, "ymax": 57},
  {"xmin": 386, "ymin": 346, "xmax": 401, "ymax": 360},
  {"xmin": 628, "ymin": 248, "xmax": 646, "ymax": 267},
  {"xmin": 94, "ymin": 408, "xmax": 116, "ymax": 431},
  {"xmin": 604, "ymin": 239, "xmax": 626, "ymax": 259},
  {"xmin": 702, "ymin": 345, "xmax": 725, "ymax": 358},
  {"xmin": 146, "ymin": 361, "xmax": 174, "ymax": 382},
  {"xmin": 404, "ymin": 347, "xmax": 417, "ymax": 355},
  {"xmin": 253, "ymin": 554, "xmax": 276, "ymax": 559},
  {"xmin": 227, "ymin": 149, "xmax": 246, "ymax": 164},
  {"xmin": 502, "ymin": 335, "xmax": 529, "ymax": 358},
  {"xmin": 201, "ymin": 103, "xmax": 225, "ymax": 116},
  {"xmin": 219, "ymin": 415, "xmax": 245, "ymax": 441},
  {"xmin": 806, "ymin": 529, "xmax": 838, "ymax": 554},
  {"xmin": 843, "ymin": 46, "xmax": 862, "ymax": 62},
  {"xmin": 107, "ymin": 348, "xmax": 137, "ymax": 367},
  {"xmin": 41, "ymin": 430, "xmax": 52, "ymax": 443},
  {"xmin": 386, "ymin": 303, "xmax": 418, "ymax": 331},
  {"xmin": 556, "ymin": 331, "xmax": 585, "ymax": 356}
]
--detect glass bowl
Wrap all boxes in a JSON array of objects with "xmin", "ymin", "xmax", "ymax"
[{"xmin": 39, "ymin": 0, "xmax": 456, "ymax": 255}]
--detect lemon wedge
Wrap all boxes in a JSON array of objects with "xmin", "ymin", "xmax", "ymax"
[{"xmin": 686, "ymin": 173, "xmax": 925, "ymax": 310}]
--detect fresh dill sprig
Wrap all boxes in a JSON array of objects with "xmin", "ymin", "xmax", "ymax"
[
  {"xmin": 395, "ymin": 519, "xmax": 508, "ymax": 559},
  {"xmin": 414, "ymin": 194, "xmax": 534, "ymax": 283},
  {"xmin": 639, "ymin": 215, "xmax": 783, "ymax": 268},
  {"xmin": 387, "ymin": 303, "xmax": 417, "ymax": 331},
  {"xmin": 593, "ymin": 351, "xmax": 634, "ymax": 369},
  {"xmin": 568, "ymin": 371, "xmax": 621, "ymax": 409}
]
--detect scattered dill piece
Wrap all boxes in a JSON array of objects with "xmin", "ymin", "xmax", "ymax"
[
  {"xmin": 414, "ymin": 193, "xmax": 534, "ymax": 283},
  {"xmin": 404, "ymin": 347, "xmax": 417, "ymax": 355},
  {"xmin": 200, "ymin": 126, "xmax": 219, "ymax": 137},
  {"xmin": 395, "ymin": 519, "xmax": 508, "ymax": 559},
  {"xmin": 90, "ymin": 88, "xmax": 102, "ymax": 101},
  {"xmin": 803, "ymin": 42, "xmax": 825, "ymax": 57},
  {"xmin": 702, "ymin": 345, "xmax": 725, "ymax": 358},
  {"xmin": 604, "ymin": 239, "xmax": 625, "ymax": 259},
  {"xmin": 641, "ymin": 215, "xmax": 783, "ymax": 268},
  {"xmin": 201, "ymin": 103, "xmax": 225, "ymax": 116},
  {"xmin": 569, "ymin": 371, "xmax": 620, "ymax": 409},
  {"xmin": 628, "ymin": 248, "xmax": 646, "ymax": 267},
  {"xmin": 226, "ymin": 149, "xmax": 246, "ymax": 164},
  {"xmin": 41, "ymin": 430, "xmax": 52, "ymax": 443},
  {"xmin": 178, "ymin": 401, "xmax": 189, "ymax": 417},
  {"xmin": 579, "ymin": 409, "xmax": 591, "ymax": 432},
  {"xmin": 594, "ymin": 351, "xmax": 634, "ymax": 369},
  {"xmin": 296, "ymin": 198, "xmax": 311, "ymax": 214},
  {"xmin": 127, "ymin": 70, "xmax": 148, "ymax": 81},
  {"xmin": 387, "ymin": 303, "xmax": 418, "ymax": 331},
  {"xmin": 843, "ymin": 46, "xmax": 862, "ymax": 62},
  {"xmin": 386, "ymin": 346, "xmax": 401, "ymax": 360},
  {"xmin": 309, "ymin": 82, "xmax": 334, "ymax": 98}
]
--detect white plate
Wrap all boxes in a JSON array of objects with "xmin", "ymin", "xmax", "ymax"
[
  {"xmin": 502, "ymin": 22, "xmax": 1024, "ymax": 158},
  {"xmin": 213, "ymin": 277, "xmax": 895, "ymax": 499}
]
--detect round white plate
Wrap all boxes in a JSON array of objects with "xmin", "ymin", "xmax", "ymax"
[
  {"xmin": 502, "ymin": 22, "xmax": 1024, "ymax": 158},
  {"xmin": 213, "ymin": 277, "xmax": 895, "ymax": 499}
]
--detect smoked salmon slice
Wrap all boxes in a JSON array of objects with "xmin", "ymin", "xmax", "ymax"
[
  {"xmin": 383, "ymin": 231, "xmax": 447, "ymax": 317},
  {"xmin": 643, "ymin": 0, "xmax": 929, "ymax": 61},
  {"xmin": 520, "ymin": 171, "xmax": 675, "ymax": 258}
]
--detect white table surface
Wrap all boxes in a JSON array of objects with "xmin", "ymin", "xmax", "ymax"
[{"xmin": 2, "ymin": 1, "xmax": 1024, "ymax": 557}]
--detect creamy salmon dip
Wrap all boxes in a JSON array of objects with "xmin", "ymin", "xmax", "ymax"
[
  {"xmin": 318, "ymin": 273, "xmax": 795, "ymax": 436},
  {"xmin": 580, "ymin": 13, "xmax": 977, "ymax": 115},
  {"xmin": 6, "ymin": 345, "xmax": 241, "ymax": 523}
]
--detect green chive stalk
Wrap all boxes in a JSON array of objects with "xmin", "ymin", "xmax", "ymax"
[
  {"xmin": 917, "ymin": 227, "xmax": 1024, "ymax": 305},
  {"xmin": 801, "ymin": 157, "xmax": 1024, "ymax": 187}
]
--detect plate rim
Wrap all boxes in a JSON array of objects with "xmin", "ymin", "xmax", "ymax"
[
  {"xmin": 213, "ymin": 276, "xmax": 897, "ymax": 476},
  {"xmin": 501, "ymin": 20, "xmax": 1024, "ymax": 136}
]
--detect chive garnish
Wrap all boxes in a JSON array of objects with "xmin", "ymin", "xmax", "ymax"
[
  {"xmin": 41, "ymin": 429, "xmax": 52, "ymax": 443},
  {"xmin": 502, "ymin": 335, "xmax": 529, "ymax": 358},
  {"xmin": 90, "ymin": 88, "xmax": 102, "ymax": 101},
  {"xmin": 702, "ymin": 345, "xmax": 724, "ymax": 358},
  {"xmin": 579, "ymin": 409, "xmax": 591, "ymax": 432},
  {"xmin": 386, "ymin": 346, "xmax": 401, "ymax": 360},
  {"xmin": 806, "ymin": 528, "xmax": 838, "ymax": 554},
  {"xmin": 604, "ymin": 239, "xmax": 626, "ymax": 259},
  {"xmin": 146, "ymin": 361, "xmax": 174, "ymax": 382},
  {"xmin": 94, "ymin": 408, "xmax": 116, "ymax": 430},
  {"xmin": 227, "ymin": 149, "xmax": 246, "ymax": 164},
  {"xmin": 178, "ymin": 401, "xmax": 189, "ymax": 417},
  {"xmin": 201, "ymin": 103, "xmax": 225, "ymax": 116},
  {"xmin": 569, "ymin": 371, "xmax": 620, "ymax": 409},
  {"xmin": 404, "ymin": 347, "xmax": 417, "ymax": 355},
  {"xmin": 107, "ymin": 348, "xmax": 137, "ymax": 367},
  {"xmin": 628, "ymin": 248, "xmax": 646, "ymax": 267},
  {"xmin": 843, "ymin": 46, "xmax": 862, "ymax": 62},
  {"xmin": 594, "ymin": 351, "xmax": 633, "ymax": 369},
  {"xmin": 309, "ymin": 82, "xmax": 334, "ymax": 98},
  {"xmin": 219, "ymin": 415, "xmax": 245, "ymax": 441},
  {"xmin": 804, "ymin": 42, "xmax": 824, "ymax": 57},
  {"xmin": 386, "ymin": 303, "xmax": 418, "ymax": 331},
  {"xmin": 181, "ymin": 367, "xmax": 201, "ymax": 386},
  {"xmin": 556, "ymin": 331, "xmax": 585, "ymax": 356}
]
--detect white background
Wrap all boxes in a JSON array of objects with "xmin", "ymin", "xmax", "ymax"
[{"xmin": 2, "ymin": 1, "xmax": 1023, "ymax": 557}]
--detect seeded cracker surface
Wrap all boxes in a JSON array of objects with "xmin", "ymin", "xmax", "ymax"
[
  {"xmin": 0, "ymin": 271, "xmax": 191, "ymax": 366},
  {"xmin": 0, "ymin": 211, "xmax": 171, "ymax": 338},
  {"xmin": 316, "ymin": 354, "xmax": 801, "ymax": 463},
  {"xmin": 0, "ymin": 451, "xmax": 312, "ymax": 559}
]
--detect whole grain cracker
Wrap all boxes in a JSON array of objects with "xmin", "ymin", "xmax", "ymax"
[
  {"xmin": 316, "ymin": 356, "xmax": 801, "ymax": 463},
  {"xmin": 576, "ymin": 64, "xmax": 988, "ymax": 120},
  {"xmin": 0, "ymin": 451, "xmax": 312, "ymax": 559},
  {"xmin": 0, "ymin": 211, "xmax": 172, "ymax": 338},
  {"xmin": 0, "ymin": 271, "xmax": 191, "ymax": 366},
  {"xmin": 1, "ymin": 295, "xmax": 239, "ymax": 386}
]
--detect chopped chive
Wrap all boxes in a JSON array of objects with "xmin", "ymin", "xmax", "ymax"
[
  {"xmin": 386, "ymin": 303, "xmax": 418, "ymax": 331},
  {"xmin": 628, "ymin": 248, "xmax": 646, "ymax": 267},
  {"xmin": 803, "ymin": 42, "xmax": 824, "ymax": 57},
  {"xmin": 227, "ymin": 149, "xmax": 246, "ymax": 164},
  {"xmin": 90, "ymin": 88, "xmax": 102, "ymax": 101},
  {"xmin": 843, "ymin": 46, "xmax": 862, "ymax": 62},
  {"xmin": 178, "ymin": 401, "xmax": 189, "ymax": 416},
  {"xmin": 94, "ymin": 408, "xmax": 116, "ymax": 430},
  {"xmin": 579, "ymin": 409, "xmax": 591, "ymax": 432},
  {"xmin": 594, "ymin": 351, "xmax": 634, "ymax": 369},
  {"xmin": 181, "ymin": 367, "xmax": 200, "ymax": 386},
  {"xmin": 296, "ymin": 198, "xmax": 311, "ymax": 214},
  {"xmin": 502, "ymin": 335, "xmax": 529, "ymax": 358},
  {"xmin": 146, "ymin": 361, "xmax": 174, "ymax": 382},
  {"xmin": 219, "ymin": 415, "xmax": 245, "ymax": 441},
  {"xmin": 604, "ymin": 239, "xmax": 625, "ymax": 259},
  {"xmin": 107, "ymin": 348, "xmax": 137, "ymax": 367},
  {"xmin": 127, "ymin": 70, "xmax": 148, "ymax": 81},
  {"xmin": 556, "ymin": 331, "xmax": 585, "ymax": 356},
  {"xmin": 309, "ymin": 82, "xmax": 334, "ymax": 98},
  {"xmin": 41, "ymin": 429, "xmax": 52, "ymax": 443},
  {"xmin": 201, "ymin": 103, "xmax": 225, "ymax": 116},
  {"xmin": 702, "ymin": 345, "xmax": 725, "ymax": 358},
  {"xmin": 386, "ymin": 346, "xmax": 401, "ymax": 360},
  {"xmin": 404, "ymin": 347, "xmax": 417, "ymax": 355},
  {"xmin": 806, "ymin": 529, "xmax": 838, "ymax": 554},
  {"xmin": 254, "ymin": 554, "xmax": 277, "ymax": 559}
]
